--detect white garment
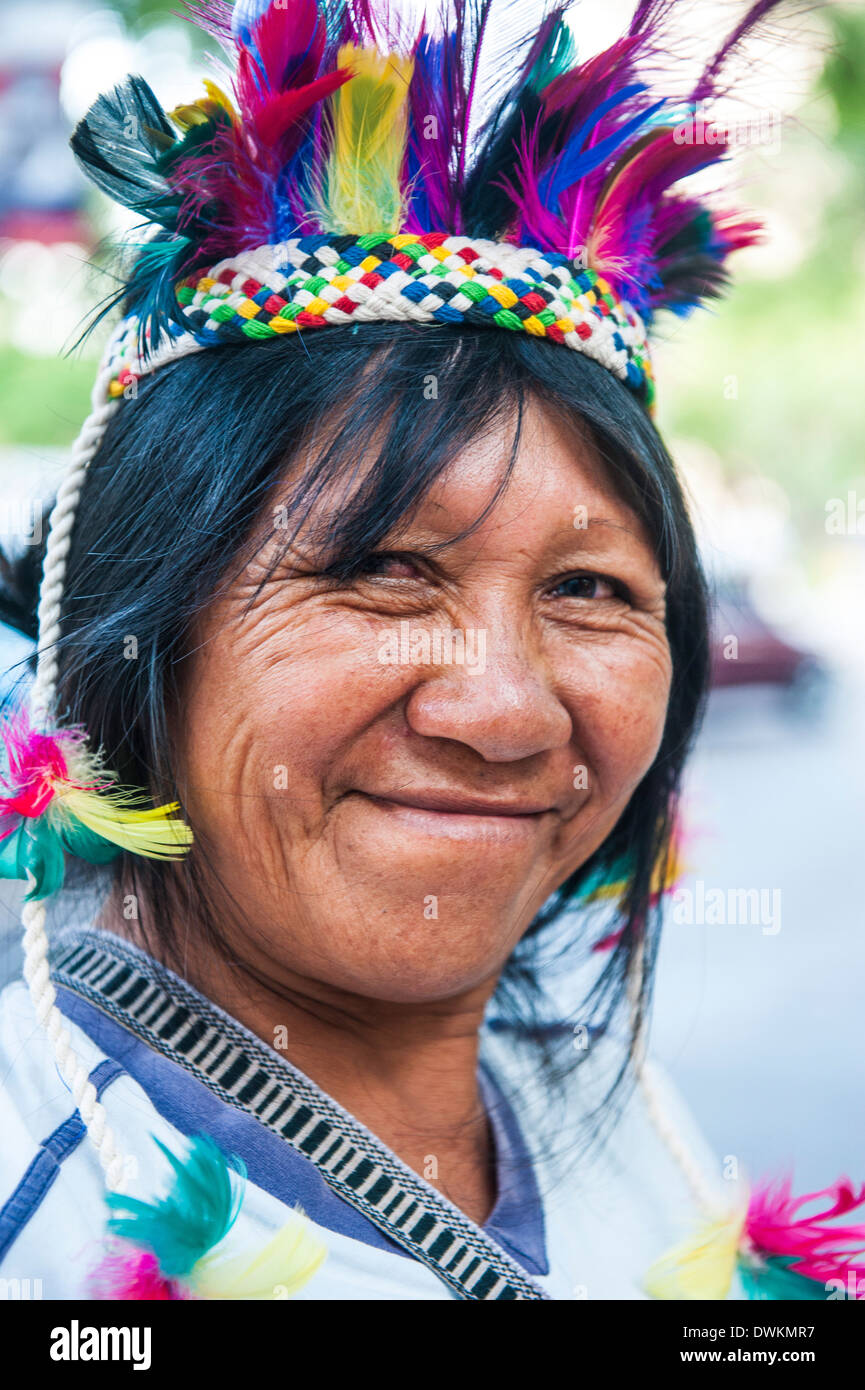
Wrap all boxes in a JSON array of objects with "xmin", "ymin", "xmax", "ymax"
[{"xmin": 0, "ymin": 947, "xmax": 739, "ymax": 1301}]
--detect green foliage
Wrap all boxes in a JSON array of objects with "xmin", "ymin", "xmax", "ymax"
[
  {"xmin": 821, "ymin": 6, "xmax": 865, "ymax": 144},
  {"xmin": 0, "ymin": 349, "xmax": 94, "ymax": 448}
]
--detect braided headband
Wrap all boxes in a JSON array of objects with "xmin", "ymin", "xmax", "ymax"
[{"xmin": 108, "ymin": 233, "xmax": 654, "ymax": 405}]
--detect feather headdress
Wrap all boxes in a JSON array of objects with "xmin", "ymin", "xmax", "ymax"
[{"xmin": 67, "ymin": 0, "xmax": 789, "ymax": 410}]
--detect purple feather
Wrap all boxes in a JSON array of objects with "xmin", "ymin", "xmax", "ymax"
[
  {"xmin": 693, "ymin": 0, "xmax": 786, "ymax": 102},
  {"xmin": 70, "ymin": 0, "xmax": 790, "ymax": 342}
]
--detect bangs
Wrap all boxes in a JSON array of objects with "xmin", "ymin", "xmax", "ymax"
[{"xmin": 190, "ymin": 323, "xmax": 684, "ymax": 611}]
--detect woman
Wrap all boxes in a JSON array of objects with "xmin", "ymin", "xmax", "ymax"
[{"xmin": 0, "ymin": 0, "xmax": 860, "ymax": 1301}]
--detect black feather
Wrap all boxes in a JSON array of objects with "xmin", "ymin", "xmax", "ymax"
[
  {"xmin": 462, "ymin": 7, "xmax": 573, "ymax": 239},
  {"xmin": 70, "ymin": 75, "xmax": 179, "ymax": 225}
]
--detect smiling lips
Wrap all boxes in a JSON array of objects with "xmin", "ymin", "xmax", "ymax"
[{"xmin": 366, "ymin": 790, "xmax": 554, "ymax": 817}]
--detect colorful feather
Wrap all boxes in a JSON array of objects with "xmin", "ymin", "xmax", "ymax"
[
  {"xmin": 105, "ymin": 1136, "xmax": 245, "ymax": 1277},
  {"xmin": 742, "ymin": 1177, "xmax": 865, "ymax": 1290},
  {"xmin": 318, "ymin": 44, "xmax": 413, "ymax": 234},
  {"xmin": 70, "ymin": 0, "xmax": 790, "ymax": 346},
  {"xmin": 645, "ymin": 1177, "xmax": 865, "ymax": 1301},
  {"xmin": 192, "ymin": 1212, "xmax": 327, "ymax": 1299},
  {"xmin": 0, "ymin": 710, "xmax": 192, "ymax": 898},
  {"xmin": 91, "ymin": 1133, "xmax": 327, "ymax": 1301},
  {"xmin": 644, "ymin": 1206, "xmax": 746, "ymax": 1300},
  {"xmin": 459, "ymin": 6, "xmax": 576, "ymax": 238},
  {"xmin": 88, "ymin": 1246, "xmax": 190, "ymax": 1300},
  {"xmin": 585, "ymin": 815, "xmax": 687, "ymax": 925}
]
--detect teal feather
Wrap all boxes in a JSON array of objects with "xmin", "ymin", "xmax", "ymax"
[
  {"xmin": 106, "ymin": 1135, "xmax": 247, "ymax": 1279},
  {"xmin": 527, "ymin": 14, "xmax": 578, "ymax": 92},
  {"xmin": 0, "ymin": 822, "xmax": 61, "ymax": 898},
  {"xmin": 58, "ymin": 817, "xmax": 123, "ymax": 866},
  {"xmin": 738, "ymin": 1254, "xmax": 829, "ymax": 1300},
  {"xmin": 0, "ymin": 816, "xmax": 120, "ymax": 899}
]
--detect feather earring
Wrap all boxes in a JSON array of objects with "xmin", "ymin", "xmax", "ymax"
[{"xmin": 0, "ymin": 712, "xmax": 192, "ymax": 899}]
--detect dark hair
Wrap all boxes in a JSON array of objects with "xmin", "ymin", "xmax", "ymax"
[{"xmin": 4, "ymin": 322, "xmax": 709, "ymax": 1131}]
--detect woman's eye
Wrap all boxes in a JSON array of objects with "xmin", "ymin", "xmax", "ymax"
[
  {"xmin": 359, "ymin": 552, "xmax": 421, "ymax": 580},
  {"xmin": 552, "ymin": 573, "xmax": 620, "ymax": 600}
]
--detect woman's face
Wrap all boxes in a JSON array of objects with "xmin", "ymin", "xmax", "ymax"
[{"xmin": 181, "ymin": 398, "xmax": 671, "ymax": 1003}]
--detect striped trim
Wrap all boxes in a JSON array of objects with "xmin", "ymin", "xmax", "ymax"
[{"xmin": 52, "ymin": 935, "xmax": 549, "ymax": 1302}]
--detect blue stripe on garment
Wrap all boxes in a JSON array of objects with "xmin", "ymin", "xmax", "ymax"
[
  {"xmin": 0, "ymin": 1058, "xmax": 124, "ymax": 1262},
  {"xmin": 478, "ymin": 1064, "xmax": 549, "ymax": 1276}
]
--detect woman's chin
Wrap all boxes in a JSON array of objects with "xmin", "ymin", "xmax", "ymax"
[
  {"xmin": 307, "ymin": 946, "xmax": 510, "ymax": 1005},
  {"xmin": 289, "ymin": 901, "xmax": 531, "ymax": 1005}
]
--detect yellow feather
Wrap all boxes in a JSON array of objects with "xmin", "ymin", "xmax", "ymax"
[
  {"xmin": 321, "ymin": 45, "xmax": 413, "ymax": 234},
  {"xmin": 170, "ymin": 80, "xmax": 238, "ymax": 132},
  {"xmin": 191, "ymin": 1212, "xmax": 327, "ymax": 1301},
  {"xmin": 55, "ymin": 784, "xmax": 193, "ymax": 859},
  {"xmin": 202, "ymin": 80, "xmax": 237, "ymax": 120},
  {"xmin": 644, "ymin": 1207, "xmax": 746, "ymax": 1300}
]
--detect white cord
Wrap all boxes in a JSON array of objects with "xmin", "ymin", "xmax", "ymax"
[
  {"xmin": 627, "ymin": 935, "xmax": 719, "ymax": 1214},
  {"xmin": 22, "ymin": 321, "xmax": 132, "ymax": 1192}
]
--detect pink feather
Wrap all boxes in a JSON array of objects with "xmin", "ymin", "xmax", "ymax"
[
  {"xmin": 235, "ymin": 0, "xmax": 344, "ymax": 155},
  {"xmin": 0, "ymin": 713, "xmax": 93, "ymax": 828},
  {"xmin": 745, "ymin": 1178, "xmax": 865, "ymax": 1285},
  {"xmin": 88, "ymin": 1245, "xmax": 191, "ymax": 1301},
  {"xmin": 592, "ymin": 126, "xmax": 724, "ymax": 251}
]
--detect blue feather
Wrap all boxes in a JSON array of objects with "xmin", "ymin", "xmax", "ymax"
[{"xmin": 541, "ymin": 91, "xmax": 667, "ymax": 203}]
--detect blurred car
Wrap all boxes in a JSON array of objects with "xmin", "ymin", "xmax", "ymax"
[{"xmin": 709, "ymin": 579, "xmax": 828, "ymax": 711}]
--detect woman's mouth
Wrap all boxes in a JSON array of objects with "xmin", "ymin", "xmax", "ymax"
[{"xmin": 350, "ymin": 789, "xmax": 557, "ymax": 844}]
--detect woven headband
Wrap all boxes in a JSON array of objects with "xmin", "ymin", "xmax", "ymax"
[
  {"xmin": 109, "ymin": 233, "xmax": 653, "ymax": 403},
  {"xmin": 1, "ymin": 0, "xmax": 780, "ymax": 1190}
]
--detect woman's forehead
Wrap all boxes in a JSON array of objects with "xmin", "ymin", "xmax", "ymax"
[
  {"xmin": 289, "ymin": 395, "xmax": 647, "ymax": 556},
  {"xmin": 419, "ymin": 406, "xmax": 631, "ymax": 531}
]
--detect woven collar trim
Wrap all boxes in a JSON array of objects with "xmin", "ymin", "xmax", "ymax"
[{"xmin": 52, "ymin": 931, "xmax": 550, "ymax": 1302}]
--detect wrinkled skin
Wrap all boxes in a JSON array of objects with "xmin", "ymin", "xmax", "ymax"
[{"xmin": 171, "ymin": 397, "xmax": 672, "ymax": 1222}]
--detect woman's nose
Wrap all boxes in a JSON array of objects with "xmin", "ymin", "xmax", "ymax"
[{"xmin": 404, "ymin": 630, "xmax": 573, "ymax": 763}]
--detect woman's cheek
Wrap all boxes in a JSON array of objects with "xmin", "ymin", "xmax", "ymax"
[
  {"xmin": 181, "ymin": 604, "xmax": 411, "ymax": 826},
  {"xmin": 562, "ymin": 634, "xmax": 672, "ymax": 800}
]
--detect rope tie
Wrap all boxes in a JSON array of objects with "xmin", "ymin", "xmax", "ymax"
[
  {"xmin": 627, "ymin": 938, "xmax": 720, "ymax": 1214},
  {"xmin": 21, "ymin": 321, "xmax": 131, "ymax": 1192}
]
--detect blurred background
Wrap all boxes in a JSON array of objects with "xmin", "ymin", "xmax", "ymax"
[{"xmin": 0, "ymin": 0, "xmax": 862, "ymax": 1189}]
